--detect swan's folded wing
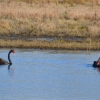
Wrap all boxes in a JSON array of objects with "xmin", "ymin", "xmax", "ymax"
[{"xmin": 0, "ymin": 58, "xmax": 8, "ymax": 65}]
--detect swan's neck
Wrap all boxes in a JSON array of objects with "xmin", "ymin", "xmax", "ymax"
[{"xmin": 8, "ymin": 51, "xmax": 12, "ymax": 64}]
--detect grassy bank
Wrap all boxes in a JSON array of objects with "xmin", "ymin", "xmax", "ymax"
[
  {"xmin": 5, "ymin": 0, "xmax": 100, "ymax": 5},
  {"xmin": 0, "ymin": 39, "xmax": 100, "ymax": 50},
  {"xmin": 0, "ymin": 1, "xmax": 100, "ymax": 37},
  {"xmin": 0, "ymin": 1, "xmax": 100, "ymax": 50}
]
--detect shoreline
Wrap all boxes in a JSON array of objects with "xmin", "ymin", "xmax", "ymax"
[{"xmin": 0, "ymin": 39, "xmax": 99, "ymax": 50}]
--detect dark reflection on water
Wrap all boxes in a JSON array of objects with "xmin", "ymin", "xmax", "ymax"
[
  {"xmin": 8, "ymin": 64, "xmax": 11, "ymax": 70},
  {"xmin": 8, "ymin": 64, "xmax": 15, "ymax": 76},
  {"xmin": 0, "ymin": 49, "xmax": 100, "ymax": 100}
]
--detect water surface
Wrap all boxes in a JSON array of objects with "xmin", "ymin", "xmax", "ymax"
[{"xmin": 0, "ymin": 49, "xmax": 100, "ymax": 100}]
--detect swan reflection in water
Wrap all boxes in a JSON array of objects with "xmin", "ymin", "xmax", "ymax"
[
  {"xmin": 97, "ymin": 67, "xmax": 100, "ymax": 73},
  {"xmin": 8, "ymin": 64, "xmax": 15, "ymax": 76},
  {"xmin": 92, "ymin": 65, "xmax": 100, "ymax": 73},
  {"xmin": 8, "ymin": 64, "xmax": 12, "ymax": 70}
]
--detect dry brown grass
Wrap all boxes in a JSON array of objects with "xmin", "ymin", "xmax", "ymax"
[
  {"xmin": 3, "ymin": 0, "xmax": 100, "ymax": 5},
  {"xmin": 0, "ymin": 1, "xmax": 100, "ymax": 50},
  {"xmin": 0, "ymin": 39, "xmax": 99, "ymax": 50},
  {"xmin": 0, "ymin": 1, "xmax": 100, "ymax": 38}
]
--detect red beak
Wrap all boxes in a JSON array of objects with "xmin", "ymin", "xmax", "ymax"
[{"xmin": 13, "ymin": 51, "xmax": 16, "ymax": 54}]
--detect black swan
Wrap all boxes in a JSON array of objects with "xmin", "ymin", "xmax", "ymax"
[
  {"xmin": 0, "ymin": 50, "xmax": 15, "ymax": 65},
  {"xmin": 93, "ymin": 57, "xmax": 100, "ymax": 67}
]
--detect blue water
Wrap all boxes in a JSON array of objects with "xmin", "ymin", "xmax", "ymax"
[{"xmin": 0, "ymin": 49, "xmax": 100, "ymax": 100}]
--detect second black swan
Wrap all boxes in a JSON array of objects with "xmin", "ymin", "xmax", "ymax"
[
  {"xmin": 93, "ymin": 57, "xmax": 100, "ymax": 67},
  {"xmin": 0, "ymin": 50, "xmax": 15, "ymax": 65}
]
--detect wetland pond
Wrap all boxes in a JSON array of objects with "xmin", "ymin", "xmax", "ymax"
[{"xmin": 0, "ymin": 49, "xmax": 100, "ymax": 100}]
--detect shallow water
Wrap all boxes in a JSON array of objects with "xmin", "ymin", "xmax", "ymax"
[{"xmin": 0, "ymin": 49, "xmax": 100, "ymax": 100}]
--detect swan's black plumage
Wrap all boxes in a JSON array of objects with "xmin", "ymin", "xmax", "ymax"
[
  {"xmin": 93, "ymin": 57, "xmax": 100, "ymax": 67},
  {"xmin": 0, "ymin": 50, "xmax": 15, "ymax": 65}
]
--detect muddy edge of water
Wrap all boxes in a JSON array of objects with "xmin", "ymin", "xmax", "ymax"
[
  {"xmin": 0, "ymin": 35, "xmax": 88, "ymax": 41},
  {"xmin": 0, "ymin": 35, "xmax": 100, "ymax": 50}
]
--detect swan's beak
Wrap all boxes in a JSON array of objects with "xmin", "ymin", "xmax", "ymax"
[{"xmin": 13, "ymin": 51, "xmax": 16, "ymax": 54}]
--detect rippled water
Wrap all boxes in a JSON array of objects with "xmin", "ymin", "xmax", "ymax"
[{"xmin": 0, "ymin": 49, "xmax": 100, "ymax": 100}]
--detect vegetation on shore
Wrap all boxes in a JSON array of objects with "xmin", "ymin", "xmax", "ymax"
[
  {"xmin": 0, "ymin": 0, "xmax": 100, "ymax": 50},
  {"xmin": 0, "ymin": 39, "xmax": 100, "ymax": 50}
]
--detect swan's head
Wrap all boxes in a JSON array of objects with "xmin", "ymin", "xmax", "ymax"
[{"xmin": 10, "ymin": 50, "xmax": 16, "ymax": 54}]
